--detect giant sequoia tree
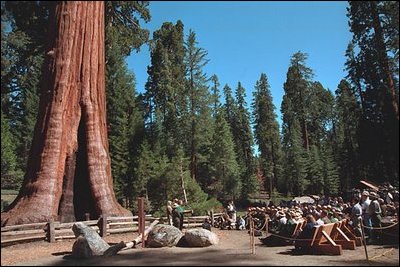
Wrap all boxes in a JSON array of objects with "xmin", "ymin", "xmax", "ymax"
[
  {"xmin": 347, "ymin": 1, "xmax": 399, "ymax": 184},
  {"xmin": 1, "ymin": 1, "xmax": 130, "ymax": 226}
]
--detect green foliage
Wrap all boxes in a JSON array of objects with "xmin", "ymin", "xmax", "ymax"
[
  {"xmin": 305, "ymin": 145, "xmax": 324, "ymax": 195},
  {"xmin": 334, "ymin": 79, "xmax": 362, "ymax": 191},
  {"xmin": 145, "ymin": 20, "xmax": 186, "ymax": 157},
  {"xmin": 234, "ymin": 82, "xmax": 257, "ymax": 199},
  {"xmin": 1, "ymin": 110, "xmax": 23, "ymax": 189},
  {"xmin": 210, "ymin": 74, "xmax": 220, "ymax": 118},
  {"xmin": 222, "ymin": 82, "xmax": 257, "ymax": 200},
  {"xmin": 281, "ymin": 116, "xmax": 308, "ymax": 195},
  {"xmin": 281, "ymin": 52, "xmax": 340, "ymax": 196},
  {"xmin": 321, "ymin": 144, "xmax": 340, "ymax": 195},
  {"xmin": 210, "ymin": 108, "xmax": 241, "ymax": 201},
  {"xmin": 252, "ymin": 73, "xmax": 283, "ymax": 194},
  {"xmin": 184, "ymin": 175, "xmax": 222, "ymax": 215},
  {"xmin": 2, "ymin": 1, "xmax": 47, "ymax": 174},
  {"xmin": 183, "ymin": 29, "xmax": 213, "ymax": 183},
  {"xmin": 105, "ymin": 2, "xmax": 150, "ymax": 207},
  {"xmin": 105, "ymin": 1, "xmax": 150, "ymax": 56},
  {"xmin": 281, "ymin": 52, "xmax": 312, "ymax": 195}
]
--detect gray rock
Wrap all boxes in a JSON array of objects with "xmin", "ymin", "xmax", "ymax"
[
  {"xmin": 72, "ymin": 222, "xmax": 110, "ymax": 255},
  {"xmin": 147, "ymin": 224, "xmax": 183, "ymax": 247},
  {"xmin": 184, "ymin": 228, "xmax": 219, "ymax": 247},
  {"xmin": 72, "ymin": 236, "xmax": 93, "ymax": 259}
]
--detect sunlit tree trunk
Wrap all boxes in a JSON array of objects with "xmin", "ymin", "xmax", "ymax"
[{"xmin": 1, "ymin": 1, "xmax": 131, "ymax": 226}]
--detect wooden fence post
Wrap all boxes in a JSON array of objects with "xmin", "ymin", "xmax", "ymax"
[
  {"xmin": 138, "ymin": 197, "xmax": 145, "ymax": 248},
  {"xmin": 98, "ymin": 214, "xmax": 107, "ymax": 237},
  {"xmin": 211, "ymin": 209, "xmax": 214, "ymax": 226},
  {"xmin": 47, "ymin": 219, "xmax": 55, "ymax": 243}
]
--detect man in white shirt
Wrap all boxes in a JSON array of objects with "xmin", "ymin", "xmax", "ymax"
[
  {"xmin": 360, "ymin": 191, "xmax": 371, "ymax": 237},
  {"xmin": 350, "ymin": 196, "xmax": 363, "ymax": 236}
]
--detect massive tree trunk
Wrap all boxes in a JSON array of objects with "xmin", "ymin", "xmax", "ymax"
[
  {"xmin": 1, "ymin": 1, "xmax": 131, "ymax": 226},
  {"xmin": 370, "ymin": 1, "xmax": 399, "ymax": 121}
]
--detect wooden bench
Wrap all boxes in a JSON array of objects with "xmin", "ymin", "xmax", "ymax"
[
  {"xmin": 291, "ymin": 220, "xmax": 305, "ymax": 238},
  {"xmin": 294, "ymin": 223, "xmax": 342, "ymax": 255},
  {"xmin": 337, "ymin": 219, "xmax": 362, "ymax": 246},
  {"xmin": 330, "ymin": 221, "xmax": 356, "ymax": 250}
]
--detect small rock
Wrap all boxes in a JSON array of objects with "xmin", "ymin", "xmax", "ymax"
[
  {"xmin": 147, "ymin": 224, "xmax": 183, "ymax": 247},
  {"xmin": 72, "ymin": 222, "xmax": 110, "ymax": 255},
  {"xmin": 184, "ymin": 228, "xmax": 219, "ymax": 247}
]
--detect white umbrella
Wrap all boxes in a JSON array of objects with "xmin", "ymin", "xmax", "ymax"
[{"xmin": 292, "ymin": 196, "xmax": 315, "ymax": 204}]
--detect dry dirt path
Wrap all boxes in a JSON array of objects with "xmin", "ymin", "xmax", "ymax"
[{"xmin": 1, "ymin": 228, "xmax": 398, "ymax": 266}]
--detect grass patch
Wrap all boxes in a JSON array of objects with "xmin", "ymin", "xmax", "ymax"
[
  {"xmin": 1, "ymin": 189, "xmax": 18, "ymax": 211},
  {"xmin": 1, "ymin": 189, "xmax": 18, "ymax": 195}
]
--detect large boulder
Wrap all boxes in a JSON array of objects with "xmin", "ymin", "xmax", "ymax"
[
  {"xmin": 147, "ymin": 224, "xmax": 183, "ymax": 247},
  {"xmin": 72, "ymin": 236, "xmax": 93, "ymax": 259},
  {"xmin": 184, "ymin": 228, "xmax": 219, "ymax": 247},
  {"xmin": 72, "ymin": 222, "xmax": 110, "ymax": 255}
]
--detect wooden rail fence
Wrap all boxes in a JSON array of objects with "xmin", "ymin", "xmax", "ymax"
[{"xmin": 1, "ymin": 212, "xmax": 223, "ymax": 247}]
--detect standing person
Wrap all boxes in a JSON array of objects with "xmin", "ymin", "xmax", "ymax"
[
  {"xmin": 360, "ymin": 191, "xmax": 371, "ymax": 238},
  {"xmin": 172, "ymin": 203, "xmax": 182, "ymax": 229},
  {"xmin": 177, "ymin": 200, "xmax": 185, "ymax": 230},
  {"xmin": 350, "ymin": 196, "xmax": 363, "ymax": 236},
  {"xmin": 166, "ymin": 201, "xmax": 173, "ymax": 226},
  {"xmin": 368, "ymin": 192, "xmax": 382, "ymax": 244},
  {"xmin": 227, "ymin": 200, "xmax": 237, "ymax": 227}
]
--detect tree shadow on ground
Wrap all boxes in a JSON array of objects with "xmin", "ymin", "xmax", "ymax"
[
  {"xmin": 327, "ymin": 259, "xmax": 397, "ymax": 266},
  {"xmin": 44, "ymin": 248, "xmax": 270, "ymax": 266}
]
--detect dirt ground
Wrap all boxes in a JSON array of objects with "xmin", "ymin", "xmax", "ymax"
[{"xmin": 1, "ymin": 228, "xmax": 399, "ymax": 266}]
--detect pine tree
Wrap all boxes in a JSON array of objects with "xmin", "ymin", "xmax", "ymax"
[
  {"xmin": 334, "ymin": 79, "xmax": 362, "ymax": 191},
  {"xmin": 283, "ymin": 52, "xmax": 314, "ymax": 151},
  {"xmin": 2, "ymin": 1, "xmax": 49, "ymax": 176},
  {"xmin": 234, "ymin": 82, "xmax": 257, "ymax": 200},
  {"xmin": 210, "ymin": 108, "xmax": 241, "ymax": 201},
  {"xmin": 281, "ymin": 97, "xmax": 308, "ymax": 196},
  {"xmin": 106, "ymin": 48, "xmax": 141, "ymax": 204},
  {"xmin": 145, "ymin": 20, "xmax": 186, "ymax": 157},
  {"xmin": 105, "ymin": 1, "xmax": 150, "ymax": 208},
  {"xmin": 223, "ymin": 84, "xmax": 237, "ymax": 130},
  {"xmin": 321, "ymin": 143, "xmax": 340, "ymax": 195},
  {"xmin": 252, "ymin": 73, "xmax": 283, "ymax": 196},
  {"xmin": 305, "ymin": 145, "xmax": 324, "ymax": 195},
  {"xmin": 144, "ymin": 146, "xmax": 170, "ymax": 215},
  {"xmin": 210, "ymin": 74, "xmax": 220, "ymax": 118},
  {"xmin": 1, "ymin": 110, "xmax": 22, "ymax": 189},
  {"xmin": 105, "ymin": 1, "xmax": 150, "ymax": 57},
  {"xmin": 281, "ymin": 52, "xmax": 313, "ymax": 195},
  {"xmin": 184, "ymin": 29, "xmax": 212, "ymax": 182}
]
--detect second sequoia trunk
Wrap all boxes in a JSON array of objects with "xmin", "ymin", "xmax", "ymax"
[{"xmin": 1, "ymin": 1, "xmax": 131, "ymax": 226}]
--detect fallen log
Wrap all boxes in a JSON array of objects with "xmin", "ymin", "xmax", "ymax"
[{"xmin": 103, "ymin": 220, "xmax": 159, "ymax": 256}]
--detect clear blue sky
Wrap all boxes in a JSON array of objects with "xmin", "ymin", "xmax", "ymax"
[{"xmin": 126, "ymin": 1, "xmax": 352, "ymax": 126}]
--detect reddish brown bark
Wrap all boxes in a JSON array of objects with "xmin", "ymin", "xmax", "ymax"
[
  {"xmin": 1, "ymin": 1, "xmax": 131, "ymax": 226},
  {"xmin": 370, "ymin": 1, "xmax": 399, "ymax": 121}
]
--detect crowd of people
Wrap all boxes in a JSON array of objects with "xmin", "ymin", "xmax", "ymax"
[
  {"xmin": 212, "ymin": 185, "xmax": 399, "ymax": 246},
  {"xmin": 166, "ymin": 184, "xmax": 399, "ymax": 247},
  {"xmin": 260, "ymin": 187, "xmax": 398, "ymax": 246}
]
